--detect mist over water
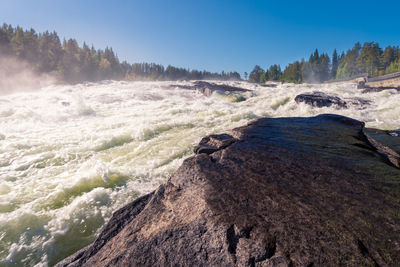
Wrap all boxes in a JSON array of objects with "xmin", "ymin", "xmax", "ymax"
[
  {"xmin": 0, "ymin": 56, "xmax": 57, "ymax": 95},
  {"xmin": 0, "ymin": 80, "xmax": 399, "ymax": 266}
]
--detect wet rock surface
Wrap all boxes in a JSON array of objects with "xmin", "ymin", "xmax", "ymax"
[
  {"xmin": 193, "ymin": 133, "xmax": 237, "ymax": 155},
  {"xmin": 361, "ymin": 86, "xmax": 400, "ymax": 93},
  {"xmin": 58, "ymin": 114, "xmax": 400, "ymax": 267},
  {"xmin": 295, "ymin": 91, "xmax": 371, "ymax": 109},
  {"xmin": 295, "ymin": 91, "xmax": 347, "ymax": 108},
  {"xmin": 172, "ymin": 81, "xmax": 250, "ymax": 96}
]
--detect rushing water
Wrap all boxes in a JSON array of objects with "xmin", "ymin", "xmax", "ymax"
[{"xmin": 0, "ymin": 80, "xmax": 399, "ymax": 266}]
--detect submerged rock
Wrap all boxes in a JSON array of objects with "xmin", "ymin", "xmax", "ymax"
[
  {"xmin": 58, "ymin": 114, "xmax": 400, "ymax": 267},
  {"xmin": 295, "ymin": 91, "xmax": 371, "ymax": 109}
]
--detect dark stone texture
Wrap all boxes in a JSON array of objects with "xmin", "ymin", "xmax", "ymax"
[
  {"xmin": 58, "ymin": 114, "xmax": 400, "ymax": 267},
  {"xmin": 194, "ymin": 133, "xmax": 237, "ymax": 155},
  {"xmin": 361, "ymin": 86, "xmax": 400, "ymax": 93},
  {"xmin": 294, "ymin": 92, "xmax": 347, "ymax": 108},
  {"xmin": 172, "ymin": 81, "xmax": 250, "ymax": 96},
  {"xmin": 295, "ymin": 91, "xmax": 371, "ymax": 109}
]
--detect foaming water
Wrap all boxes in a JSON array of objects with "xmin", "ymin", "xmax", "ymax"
[{"xmin": 0, "ymin": 80, "xmax": 399, "ymax": 266}]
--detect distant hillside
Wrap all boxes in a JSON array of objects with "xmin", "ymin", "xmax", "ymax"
[
  {"xmin": 0, "ymin": 23, "xmax": 241, "ymax": 84},
  {"xmin": 249, "ymin": 42, "xmax": 400, "ymax": 84}
]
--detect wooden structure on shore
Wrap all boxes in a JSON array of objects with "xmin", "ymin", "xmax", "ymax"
[{"xmin": 326, "ymin": 72, "xmax": 400, "ymax": 89}]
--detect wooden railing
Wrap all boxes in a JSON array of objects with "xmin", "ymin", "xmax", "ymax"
[
  {"xmin": 326, "ymin": 72, "xmax": 400, "ymax": 84},
  {"xmin": 326, "ymin": 73, "xmax": 367, "ymax": 83}
]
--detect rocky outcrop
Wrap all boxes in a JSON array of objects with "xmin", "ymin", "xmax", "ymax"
[
  {"xmin": 361, "ymin": 85, "xmax": 400, "ymax": 93},
  {"xmin": 172, "ymin": 81, "xmax": 250, "ymax": 96},
  {"xmin": 295, "ymin": 91, "xmax": 371, "ymax": 109},
  {"xmin": 295, "ymin": 92, "xmax": 347, "ymax": 108},
  {"xmin": 58, "ymin": 114, "xmax": 400, "ymax": 267}
]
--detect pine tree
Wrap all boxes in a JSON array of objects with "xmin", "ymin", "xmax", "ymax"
[
  {"xmin": 11, "ymin": 27, "xmax": 24, "ymax": 57},
  {"xmin": 357, "ymin": 42, "xmax": 382, "ymax": 77},
  {"xmin": 381, "ymin": 46, "xmax": 395, "ymax": 70},
  {"xmin": 266, "ymin": 65, "xmax": 282, "ymax": 81},
  {"xmin": 331, "ymin": 49, "xmax": 339, "ymax": 79},
  {"xmin": 282, "ymin": 61, "xmax": 302, "ymax": 83},
  {"xmin": 0, "ymin": 26, "xmax": 11, "ymax": 54},
  {"xmin": 248, "ymin": 65, "xmax": 264, "ymax": 83}
]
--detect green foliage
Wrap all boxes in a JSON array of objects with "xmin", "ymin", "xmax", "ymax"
[
  {"xmin": 266, "ymin": 64, "xmax": 282, "ymax": 81},
  {"xmin": 248, "ymin": 65, "xmax": 264, "ymax": 83},
  {"xmin": 259, "ymin": 71, "xmax": 267, "ymax": 83},
  {"xmin": 335, "ymin": 42, "xmax": 396, "ymax": 79},
  {"xmin": 302, "ymin": 49, "xmax": 330, "ymax": 83},
  {"xmin": 248, "ymin": 64, "xmax": 282, "ymax": 83},
  {"xmin": 385, "ymin": 58, "xmax": 400, "ymax": 74},
  {"xmin": 249, "ymin": 41, "xmax": 400, "ymax": 84},
  {"xmin": 336, "ymin": 63, "xmax": 351, "ymax": 79},
  {"xmin": 282, "ymin": 61, "xmax": 303, "ymax": 83},
  {"xmin": 331, "ymin": 49, "xmax": 339, "ymax": 79},
  {"xmin": 356, "ymin": 42, "xmax": 382, "ymax": 77},
  {"xmin": 0, "ymin": 23, "xmax": 241, "ymax": 83},
  {"xmin": 0, "ymin": 25, "xmax": 11, "ymax": 54},
  {"xmin": 381, "ymin": 46, "xmax": 396, "ymax": 70}
]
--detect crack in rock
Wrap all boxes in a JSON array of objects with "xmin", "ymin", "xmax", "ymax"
[{"xmin": 362, "ymin": 130, "xmax": 400, "ymax": 169}]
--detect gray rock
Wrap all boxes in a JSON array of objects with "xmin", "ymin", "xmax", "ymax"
[
  {"xmin": 173, "ymin": 81, "xmax": 250, "ymax": 97},
  {"xmin": 361, "ymin": 86, "xmax": 400, "ymax": 93},
  {"xmin": 295, "ymin": 91, "xmax": 371, "ymax": 109}
]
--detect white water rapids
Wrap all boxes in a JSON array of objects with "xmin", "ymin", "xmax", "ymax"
[{"xmin": 0, "ymin": 80, "xmax": 399, "ymax": 266}]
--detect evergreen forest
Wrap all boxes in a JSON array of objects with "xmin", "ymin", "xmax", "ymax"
[
  {"xmin": 0, "ymin": 24, "xmax": 241, "ymax": 83},
  {"xmin": 249, "ymin": 42, "xmax": 400, "ymax": 84}
]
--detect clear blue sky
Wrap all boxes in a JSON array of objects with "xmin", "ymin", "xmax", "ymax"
[{"xmin": 1, "ymin": 0, "xmax": 399, "ymax": 75}]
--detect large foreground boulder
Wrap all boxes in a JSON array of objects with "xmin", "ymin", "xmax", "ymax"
[{"xmin": 58, "ymin": 114, "xmax": 400, "ymax": 267}]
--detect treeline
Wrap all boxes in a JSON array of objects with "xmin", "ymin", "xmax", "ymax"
[
  {"xmin": 249, "ymin": 42, "xmax": 400, "ymax": 84},
  {"xmin": 0, "ymin": 24, "xmax": 241, "ymax": 83}
]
